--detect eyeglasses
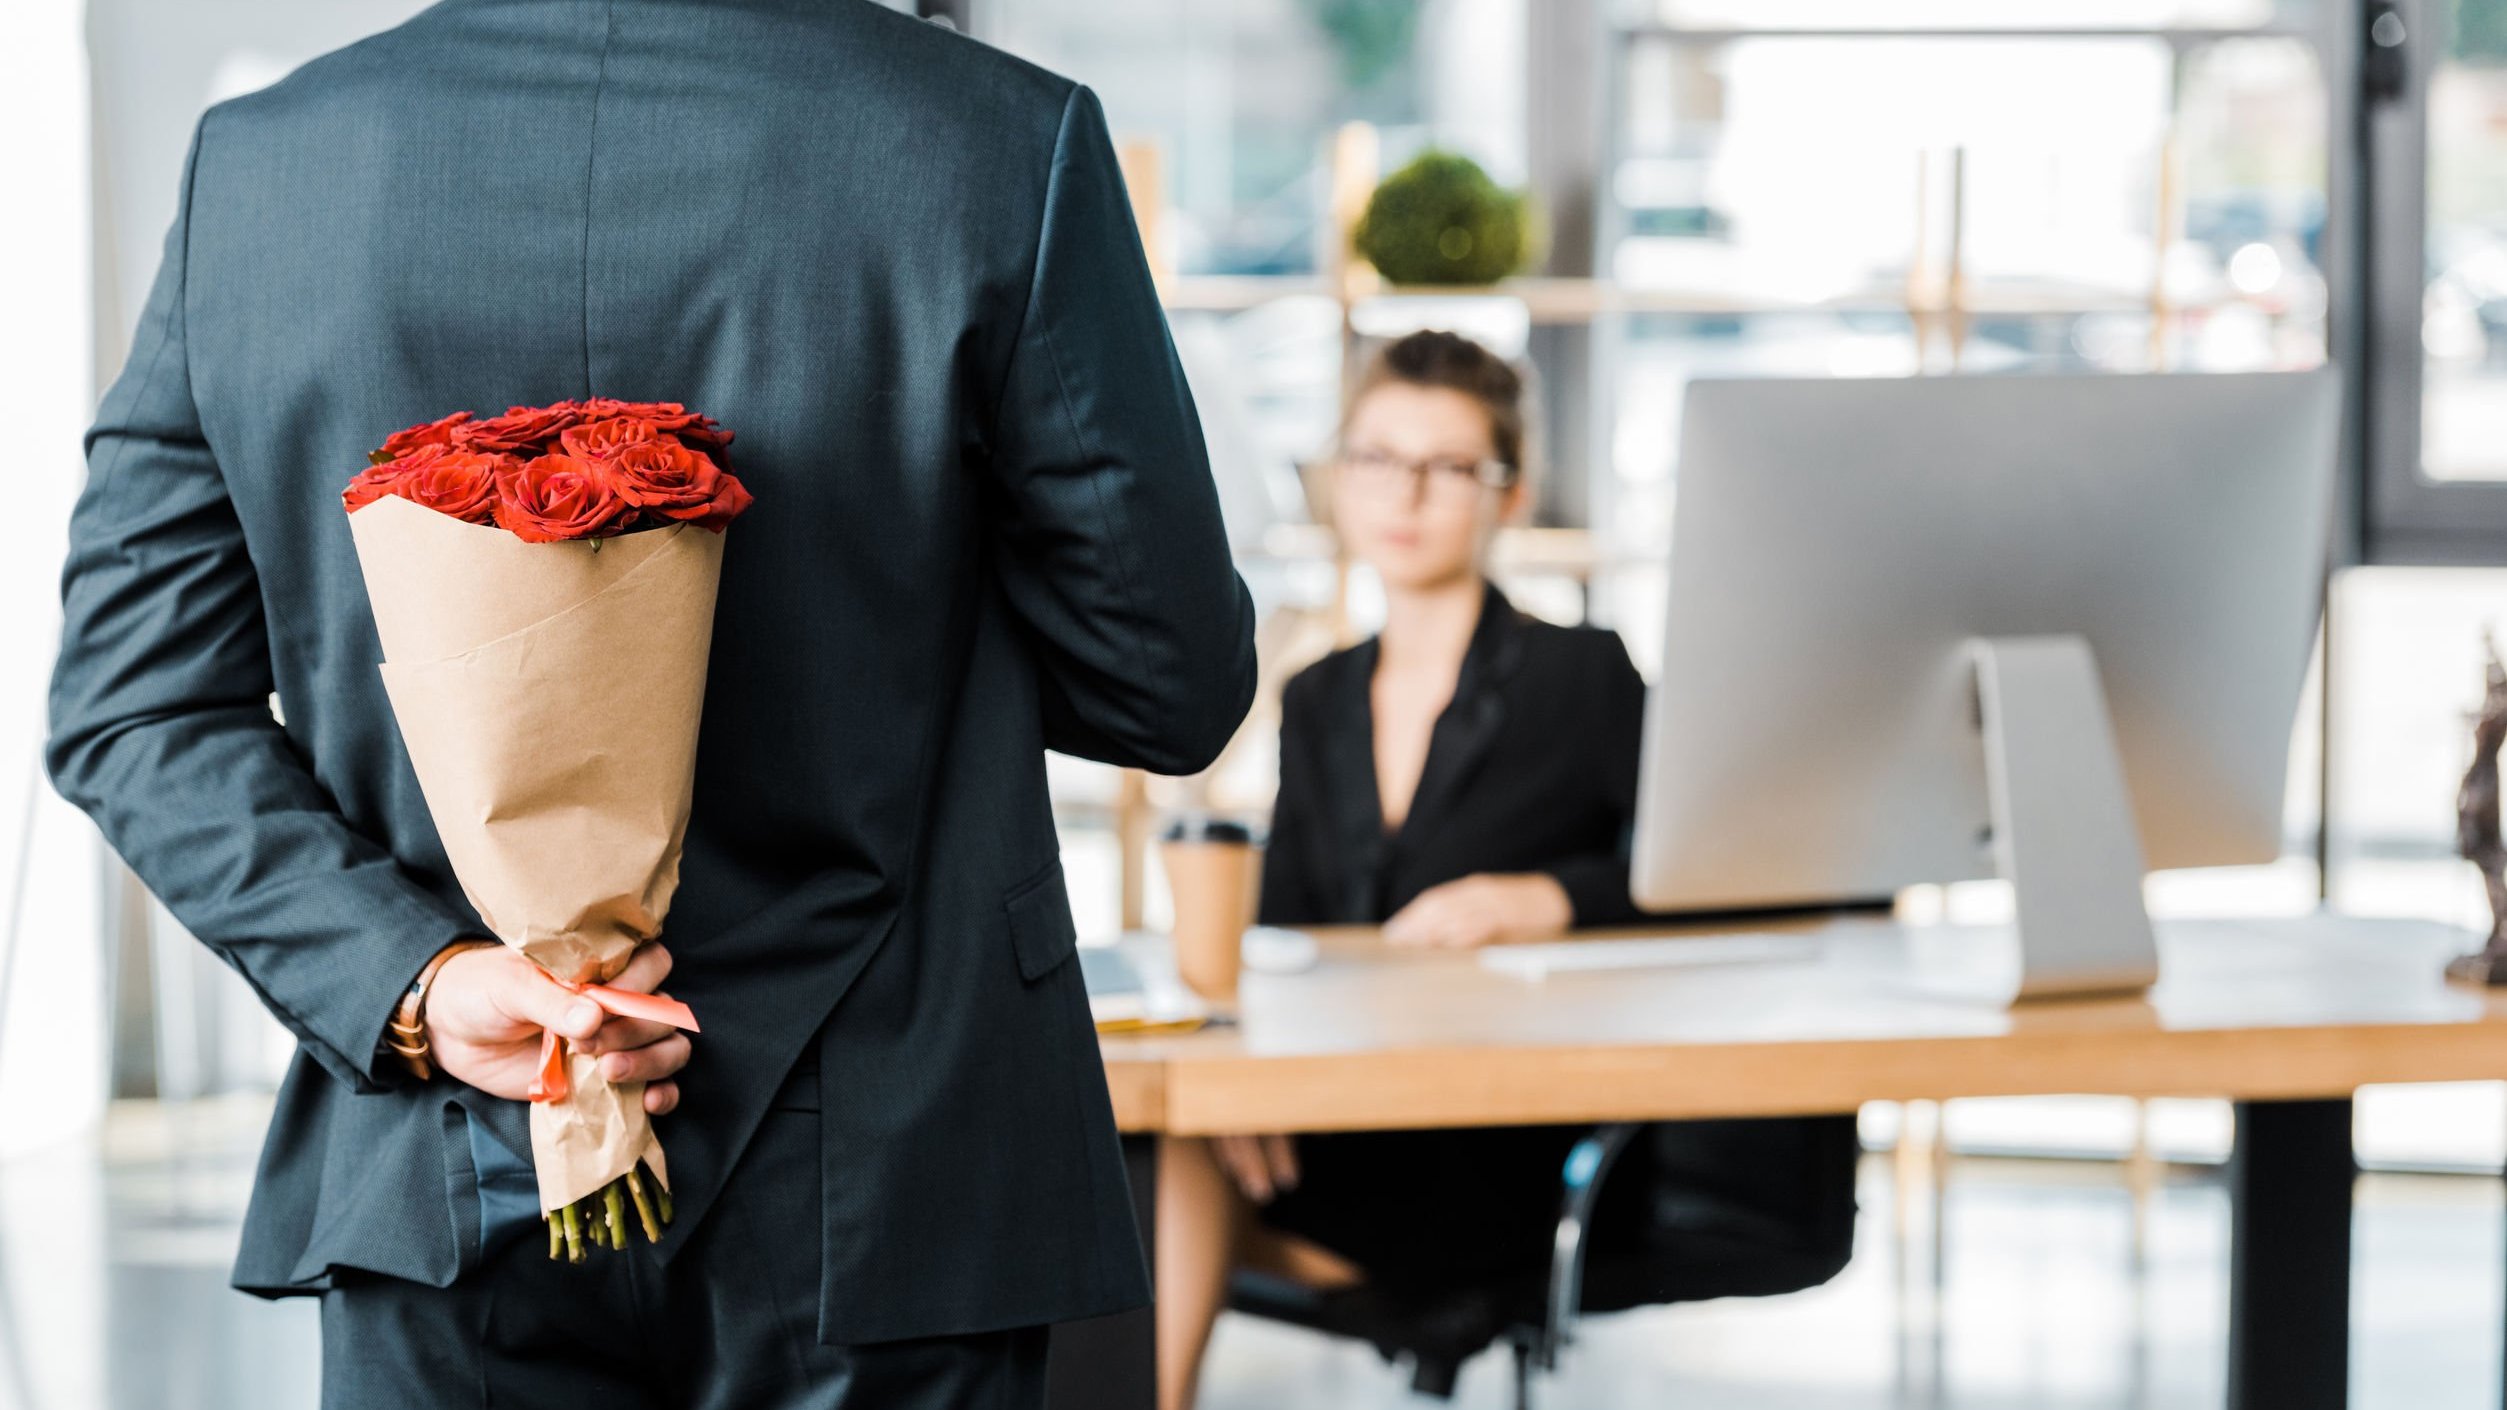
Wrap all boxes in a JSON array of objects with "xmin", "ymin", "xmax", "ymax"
[{"xmin": 1334, "ymin": 446, "xmax": 1519, "ymax": 497}]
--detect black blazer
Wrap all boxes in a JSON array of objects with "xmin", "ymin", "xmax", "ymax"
[
  {"xmin": 1260, "ymin": 579, "xmax": 1647, "ymax": 929},
  {"xmin": 45, "ymin": 0, "xmax": 1254, "ymax": 1345},
  {"xmin": 1253, "ymin": 578, "xmax": 1865, "ymax": 1308}
]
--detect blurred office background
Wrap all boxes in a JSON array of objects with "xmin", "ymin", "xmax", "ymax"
[{"xmin": 10, "ymin": 0, "xmax": 2507, "ymax": 1406}]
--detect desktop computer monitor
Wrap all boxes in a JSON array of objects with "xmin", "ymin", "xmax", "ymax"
[{"xmin": 1629, "ymin": 369, "xmax": 2339, "ymax": 998}]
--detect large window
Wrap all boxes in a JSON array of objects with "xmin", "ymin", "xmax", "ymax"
[
  {"xmin": 1594, "ymin": 6, "xmax": 2336, "ymax": 655},
  {"xmin": 987, "ymin": 0, "xmax": 1525, "ymax": 277},
  {"xmin": 2368, "ymin": 0, "xmax": 2507, "ymax": 559}
]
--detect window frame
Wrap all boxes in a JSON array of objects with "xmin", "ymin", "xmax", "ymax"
[{"xmin": 2357, "ymin": 0, "xmax": 2507, "ymax": 563}]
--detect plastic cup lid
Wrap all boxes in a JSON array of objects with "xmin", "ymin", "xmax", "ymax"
[{"xmin": 1162, "ymin": 813, "xmax": 1256, "ymax": 845}]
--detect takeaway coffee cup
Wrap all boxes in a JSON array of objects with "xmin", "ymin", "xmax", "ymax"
[{"xmin": 1160, "ymin": 814, "xmax": 1262, "ymax": 1007}]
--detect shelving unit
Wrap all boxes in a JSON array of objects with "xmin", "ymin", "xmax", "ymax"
[{"xmin": 1159, "ymin": 269, "xmax": 2268, "ymax": 323}]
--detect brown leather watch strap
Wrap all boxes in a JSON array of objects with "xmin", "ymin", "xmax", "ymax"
[{"xmin": 385, "ymin": 939, "xmax": 501, "ymax": 1081}]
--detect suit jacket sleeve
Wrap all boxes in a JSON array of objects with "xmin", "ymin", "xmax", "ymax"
[
  {"xmin": 984, "ymin": 81, "xmax": 1258, "ymax": 775},
  {"xmin": 44, "ymin": 116, "xmax": 480, "ymax": 1096},
  {"xmin": 1541, "ymin": 630, "xmax": 1648, "ymax": 928}
]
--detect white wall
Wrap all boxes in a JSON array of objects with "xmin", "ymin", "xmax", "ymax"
[
  {"xmin": 0, "ymin": 0, "xmax": 103, "ymax": 1160},
  {"xmin": 62, "ymin": 0, "xmax": 438, "ymax": 1115}
]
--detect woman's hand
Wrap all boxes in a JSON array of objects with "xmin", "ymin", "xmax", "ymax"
[
  {"xmin": 422, "ymin": 941, "xmax": 687, "ymax": 1115},
  {"xmin": 1383, "ymin": 872, "xmax": 1573, "ymax": 950},
  {"xmin": 1211, "ymin": 1134, "xmax": 1300, "ymax": 1204}
]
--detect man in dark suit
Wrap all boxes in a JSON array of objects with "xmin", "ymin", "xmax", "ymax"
[{"xmin": 45, "ymin": 1, "xmax": 1257, "ymax": 1404}]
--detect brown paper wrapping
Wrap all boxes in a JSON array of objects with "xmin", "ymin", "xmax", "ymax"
[{"xmin": 349, "ymin": 495, "xmax": 722, "ymax": 1211}]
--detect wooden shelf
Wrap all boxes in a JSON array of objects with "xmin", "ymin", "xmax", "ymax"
[
  {"xmin": 1159, "ymin": 271, "xmax": 2282, "ymax": 325},
  {"xmin": 1155, "ymin": 274, "xmax": 1332, "ymax": 313}
]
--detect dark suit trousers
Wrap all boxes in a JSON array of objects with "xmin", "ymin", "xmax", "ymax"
[{"xmin": 315, "ymin": 1057, "xmax": 1049, "ymax": 1409}]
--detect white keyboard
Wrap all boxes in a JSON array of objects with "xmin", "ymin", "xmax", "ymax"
[{"xmin": 1479, "ymin": 933, "xmax": 1822, "ymax": 980}]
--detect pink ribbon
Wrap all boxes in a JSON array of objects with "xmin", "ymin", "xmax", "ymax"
[{"xmin": 527, "ymin": 981, "xmax": 701, "ymax": 1104}]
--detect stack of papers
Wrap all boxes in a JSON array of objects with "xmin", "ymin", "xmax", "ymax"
[{"xmin": 1082, "ymin": 943, "xmax": 1212, "ymax": 1034}]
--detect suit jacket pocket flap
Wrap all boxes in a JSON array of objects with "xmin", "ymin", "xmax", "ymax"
[{"xmin": 1004, "ymin": 860, "xmax": 1078, "ymax": 981}]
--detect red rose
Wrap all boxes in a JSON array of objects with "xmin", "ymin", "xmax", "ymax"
[
  {"xmin": 392, "ymin": 448, "xmax": 508, "ymax": 523},
  {"xmin": 342, "ymin": 460, "xmax": 409, "ymax": 514},
  {"xmin": 343, "ymin": 445, "xmax": 509, "ymax": 523},
  {"xmin": 558, "ymin": 416, "xmax": 664, "ymax": 461},
  {"xmin": 579, "ymin": 397, "xmax": 734, "ymax": 462},
  {"xmin": 458, "ymin": 401, "xmax": 588, "ymax": 454},
  {"xmin": 598, "ymin": 437, "xmax": 755, "ymax": 532},
  {"xmin": 345, "ymin": 443, "xmax": 451, "ymax": 511},
  {"xmin": 377, "ymin": 411, "xmax": 473, "ymax": 462},
  {"xmin": 346, "ymin": 401, "xmax": 743, "ymax": 539},
  {"xmin": 494, "ymin": 453, "xmax": 636, "ymax": 543}
]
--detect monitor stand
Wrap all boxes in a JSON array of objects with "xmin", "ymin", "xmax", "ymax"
[{"xmin": 1967, "ymin": 634, "xmax": 2160, "ymax": 1001}]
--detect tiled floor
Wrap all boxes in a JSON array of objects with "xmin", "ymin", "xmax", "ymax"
[
  {"xmin": 0, "ymin": 1097, "xmax": 318, "ymax": 1410},
  {"xmin": 2, "ymin": 1097, "xmax": 2500, "ymax": 1410},
  {"xmin": 1200, "ymin": 1160, "xmax": 2505, "ymax": 1410}
]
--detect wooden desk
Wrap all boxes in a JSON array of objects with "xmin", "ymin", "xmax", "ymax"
[
  {"xmin": 1103, "ymin": 914, "xmax": 2507, "ymax": 1133},
  {"xmin": 1051, "ymin": 913, "xmax": 2506, "ymax": 1410}
]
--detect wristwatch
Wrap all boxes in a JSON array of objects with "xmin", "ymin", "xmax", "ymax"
[{"xmin": 384, "ymin": 939, "xmax": 501, "ymax": 1081}]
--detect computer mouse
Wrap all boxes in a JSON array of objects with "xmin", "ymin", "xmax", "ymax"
[{"xmin": 1241, "ymin": 925, "xmax": 1319, "ymax": 975}]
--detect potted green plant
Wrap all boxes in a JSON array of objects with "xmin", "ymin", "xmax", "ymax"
[{"xmin": 1350, "ymin": 149, "xmax": 1538, "ymax": 287}]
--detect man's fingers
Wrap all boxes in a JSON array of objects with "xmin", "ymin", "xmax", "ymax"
[
  {"xmin": 596, "ymin": 1032, "xmax": 691, "ymax": 1084},
  {"xmin": 579, "ymin": 1014, "xmax": 677, "ymax": 1056},
  {"xmin": 643, "ymin": 1080, "xmax": 678, "ymax": 1115},
  {"xmin": 608, "ymin": 942, "xmax": 673, "ymax": 995},
  {"xmin": 519, "ymin": 944, "xmax": 676, "ymax": 1049},
  {"xmin": 502, "ymin": 962, "xmax": 604, "ymax": 1042}
]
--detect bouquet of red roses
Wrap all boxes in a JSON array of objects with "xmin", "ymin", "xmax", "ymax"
[{"xmin": 344, "ymin": 398, "xmax": 751, "ymax": 1261}]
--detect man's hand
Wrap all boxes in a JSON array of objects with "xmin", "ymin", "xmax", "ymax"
[
  {"xmin": 1382, "ymin": 873, "xmax": 1574, "ymax": 950},
  {"xmin": 422, "ymin": 941, "xmax": 688, "ymax": 1114}
]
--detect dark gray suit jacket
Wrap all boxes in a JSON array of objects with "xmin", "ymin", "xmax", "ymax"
[{"xmin": 46, "ymin": 0, "xmax": 1255, "ymax": 1344}]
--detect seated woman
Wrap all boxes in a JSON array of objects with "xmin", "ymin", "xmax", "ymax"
[{"xmin": 1155, "ymin": 330, "xmax": 1857, "ymax": 1410}]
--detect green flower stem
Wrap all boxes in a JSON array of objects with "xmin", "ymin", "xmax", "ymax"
[
  {"xmin": 550, "ymin": 1171, "xmax": 673, "ymax": 1263},
  {"xmin": 626, "ymin": 1169, "xmax": 663, "ymax": 1243}
]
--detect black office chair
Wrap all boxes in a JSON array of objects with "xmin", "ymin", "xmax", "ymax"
[{"xmin": 1225, "ymin": 1116, "xmax": 1860, "ymax": 1409}]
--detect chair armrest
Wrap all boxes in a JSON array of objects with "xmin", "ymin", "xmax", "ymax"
[{"xmin": 1537, "ymin": 1122, "xmax": 1642, "ymax": 1370}]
